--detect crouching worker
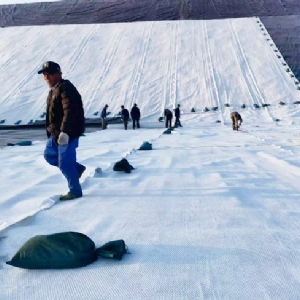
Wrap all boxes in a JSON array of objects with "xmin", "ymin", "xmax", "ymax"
[
  {"xmin": 230, "ymin": 111, "xmax": 243, "ymax": 131},
  {"xmin": 164, "ymin": 109, "xmax": 173, "ymax": 128},
  {"xmin": 38, "ymin": 61, "xmax": 86, "ymax": 201}
]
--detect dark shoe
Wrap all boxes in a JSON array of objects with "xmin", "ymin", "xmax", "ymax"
[
  {"xmin": 60, "ymin": 192, "xmax": 82, "ymax": 201},
  {"xmin": 78, "ymin": 166, "xmax": 86, "ymax": 179}
]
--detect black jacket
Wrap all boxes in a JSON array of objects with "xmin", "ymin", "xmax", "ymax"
[
  {"xmin": 130, "ymin": 106, "xmax": 140, "ymax": 120},
  {"xmin": 122, "ymin": 108, "xmax": 129, "ymax": 120},
  {"xmin": 46, "ymin": 79, "xmax": 85, "ymax": 140},
  {"xmin": 101, "ymin": 107, "xmax": 107, "ymax": 118},
  {"xmin": 164, "ymin": 109, "xmax": 173, "ymax": 119},
  {"xmin": 175, "ymin": 107, "xmax": 180, "ymax": 118}
]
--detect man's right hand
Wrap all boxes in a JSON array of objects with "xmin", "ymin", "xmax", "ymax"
[{"xmin": 47, "ymin": 126, "xmax": 53, "ymax": 133}]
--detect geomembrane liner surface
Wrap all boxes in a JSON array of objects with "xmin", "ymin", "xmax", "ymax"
[
  {"xmin": 1, "ymin": 0, "xmax": 300, "ymax": 28},
  {"xmin": 260, "ymin": 15, "xmax": 300, "ymax": 80}
]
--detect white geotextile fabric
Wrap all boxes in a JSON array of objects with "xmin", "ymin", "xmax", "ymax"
[{"xmin": 2, "ymin": 121, "xmax": 300, "ymax": 299}]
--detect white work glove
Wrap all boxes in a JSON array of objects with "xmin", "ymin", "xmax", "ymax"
[{"xmin": 58, "ymin": 132, "xmax": 69, "ymax": 145}]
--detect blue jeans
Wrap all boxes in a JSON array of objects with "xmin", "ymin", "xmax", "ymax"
[{"xmin": 44, "ymin": 136, "xmax": 84, "ymax": 196}]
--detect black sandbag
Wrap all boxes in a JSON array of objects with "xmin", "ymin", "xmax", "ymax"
[
  {"xmin": 6, "ymin": 232, "xmax": 97, "ymax": 269},
  {"xmin": 113, "ymin": 158, "xmax": 135, "ymax": 173}
]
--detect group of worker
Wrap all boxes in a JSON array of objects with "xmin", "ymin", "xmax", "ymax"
[
  {"xmin": 101, "ymin": 103, "xmax": 184, "ymax": 130},
  {"xmin": 101, "ymin": 103, "xmax": 242, "ymax": 131},
  {"xmin": 101, "ymin": 103, "xmax": 141, "ymax": 130}
]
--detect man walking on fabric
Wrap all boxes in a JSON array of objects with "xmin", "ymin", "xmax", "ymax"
[{"xmin": 38, "ymin": 61, "xmax": 86, "ymax": 201}]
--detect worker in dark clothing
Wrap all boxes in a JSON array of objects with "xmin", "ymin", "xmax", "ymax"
[
  {"xmin": 121, "ymin": 105, "xmax": 130, "ymax": 130},
  {"xmin": 38, "ymin": 61, "xmax": 85, "ymax": 201},
  {"xmin": 230, "ymin": 111, "xmax": 243, "ymax": 130},
  {"xmin": 101, "ymin": 104, "xmax": 109, "ymax": 130},
  {"xmin": 164, "ymin": 109, "xmax": 173, "ymax": 128},
  {"xmin": 130, "ymin": 103, "xmax": 141, "ymax": 129},
  {"xmin": 174, "ymin": 104, "xmax": 182, "ymax": 127}
]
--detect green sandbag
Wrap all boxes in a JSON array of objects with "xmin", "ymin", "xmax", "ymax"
[
  {"xmin": 96, "ymin": 240, "xmax": 128, "ymax": 260},
  {"xmin": 7, "ymin": 140, "xmax": 32, "ymax": 147},
  {"xmin": 6, "ymin": 232, "xmax": 130, "ymax": 269},
  {"xmin": 6, "ymin": 232, "xmax": 97, "ymax": 269},
  {"xmin": 139, "ymin": 142, "xmax": 152, "ymax": 150}
]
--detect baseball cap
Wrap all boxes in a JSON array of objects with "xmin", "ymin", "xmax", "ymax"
[{"xmin": 38, "ymin": 61, "xmax": 61, "ymax": 74}]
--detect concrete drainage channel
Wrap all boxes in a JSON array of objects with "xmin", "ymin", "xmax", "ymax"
[
  {"xmin": 0, "ymin": 127, "xmax": 99, "ymax": 148},
  {"xmin": 0, "ymin": 122, "xmax": 167, "ymax": 148}
]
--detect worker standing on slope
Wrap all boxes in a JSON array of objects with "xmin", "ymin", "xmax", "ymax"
[
  {"xmin": 38, "ymin": 61, "xmax": 86, "ymax": 201},
  {"xmin": 101, "ymin": 104, "xmax": 109, "ymax": 130},
  {"xmin": 230, "ymin": 111, "xmax": 243, "ymax": 131},
  {"xmin": 130, "ymin": 103, "xmax": 141, "ymax": 130},
  {"xmin": 121, "ymin": 105, "xmax": 130, "ymax": 130},
  {"xmin": 174, "ymin": 104, "xmax": 182, "ymax": 127}
]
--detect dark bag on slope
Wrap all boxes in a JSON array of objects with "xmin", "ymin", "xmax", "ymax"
[
  {"xmin": 139, "ymin": 141, "xmax": 152, "ymax": 150},
  {"xmin": 96, "ymin": 240, "xmax": 128, "ymax": 260},
  {"xmin": 113, "ymin": 158, "xmax": 135, "ymax": 173},
  {"xmin": 6, "ymin": 232, "xmax": 129, "ymax": 269}
]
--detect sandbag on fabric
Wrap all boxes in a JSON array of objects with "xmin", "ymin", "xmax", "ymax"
[
  {"xmin": 7, "ymin": 141, "xmax": 33, "ymax": 147},
  {"xmin": 6, "ymin": 232, "xmax": 130, "ymax": 270},
  {"xmin": 113, "ymin": 158, "xmax": 135, "ymax": 173},
  {"xmin": 6, "ymin": 232, "xmax": 97, "ymax": 269},
  {"xmin": 96, "ymin": 240, "xmax": 128, "ymax": 260},
  {"xmin": 139, "ymin": 142, "xmax": 152, "ymax": 150}
]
